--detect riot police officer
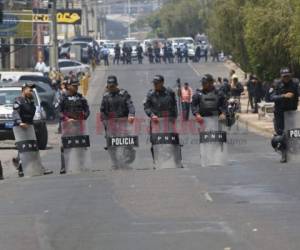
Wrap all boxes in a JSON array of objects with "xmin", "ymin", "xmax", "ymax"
[
  {"xmin": 136, "ymin": 43, "xmax": 144, "ymax": 64},
  {"xmin": 100, "ymin": 75, "xmax": 135, "ymax": 122},
  {"xmin": 268, "ymin": 68, "xmax": 299, "ymax": 163},
  {"xmin": 144, "ymin": 75, "xmax": 178, "ymax": 121},
  {"xmin": 59, "ymin": 78, "xmax": 90, "ymax": 174},
  {"xmin": 114, "ymin": 43, "xmax": 121, "ymax": 65},
  {"xmin": 12, "ymin": 83, "xmax": 53, "ymax": 177},
  {"xmin": 147, "ymin": 45, "xmax": 154, "ymax": 64},
  {"xmin": 144, "ymin": 75, "xmax": 180, "ymax": 168},
  {"xmin": 191, "ymin": 74, "xmax": 227, "ymax": 124},
  {"xmin": 100, "ymin": 76, "xmax": 136, "ymax": 169}
]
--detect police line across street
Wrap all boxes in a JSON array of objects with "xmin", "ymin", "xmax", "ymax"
[{"xmin": 8, "ymin": 70, "xmax": 300, "ymax": 178}]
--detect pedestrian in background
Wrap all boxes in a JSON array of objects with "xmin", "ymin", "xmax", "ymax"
[
  {"xmin": 246, "ymin": 74, "xmax": 255, "ymax": 110},
  {"xmin": 34, "ymin": 57, "xmax": 48, "ymax": 74},
  {"xmin": 180, "ymin": 82, "xmax": 193, "ymax": 121}
]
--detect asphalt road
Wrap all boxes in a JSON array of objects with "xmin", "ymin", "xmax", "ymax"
[{"xmin": 1, "ymin": 61, "xmax": 300, "ymax": 250}]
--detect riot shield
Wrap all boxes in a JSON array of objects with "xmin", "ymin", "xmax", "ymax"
[
  {"xmin": 199, "ymin": 116, "xmax": 228, "ymax": 167},
  {"xmin": 13, "ymin": 125, "xmax": 44, "ymax": 177},
  {"xmin": 61, "ymin": 120, "xmax": 91, "ymax": 173},
  {"xmin": 284, "ymin": 111, "xmax": 300, "ymax": 163},
  {"xmin": 105, "ymin": 118, "xmax": 140, "ymax": 169},
  {"xmin": 150, "ymin": 118, "xmax": 182, "ymax": 169}
]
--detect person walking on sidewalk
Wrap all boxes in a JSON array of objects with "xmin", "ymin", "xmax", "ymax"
[{"xmin": 180, "ymin": 82, "xmax": 193, "ymax": 121}]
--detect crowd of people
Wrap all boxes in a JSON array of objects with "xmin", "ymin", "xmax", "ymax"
[{"xmin": 110, "ymin": 41, "xmax": 218, "ymax": 66}]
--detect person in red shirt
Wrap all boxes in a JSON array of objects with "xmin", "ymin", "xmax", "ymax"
[{"xmin": 180, "ymin": 82, "xmax": 193, "ymax": 120}]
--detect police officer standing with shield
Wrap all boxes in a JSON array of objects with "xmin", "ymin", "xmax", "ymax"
[
  {"xmin": 59, "ymin": 78, "xmax": 90, "ymax": 174},
  {"xmin": 191, "ymin": 74, "xmax": 227, "ymax": 123},
  {"xmin": 12, "ymin": 83, "xmax": 53, "ymax": 177},
  {"xmin": 144, "ymin": 75, "xmax": 181, "ymax": 169},
  {"xmin": 268, "ymin": 68, "xmax": 299, "ymax": 163},
  {"xmin": 100, "ymin": 76, "xmax": 136, "ymax": 169},
  {"xmin": 191, "ymin": 74, "xmax": 228, "ymax": 167}
]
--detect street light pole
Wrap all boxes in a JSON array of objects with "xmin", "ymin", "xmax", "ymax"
[
  {"xmin": 128, "ymin": 0, "xmax": 131, "ymax": 38},
  {"xmin": 49, "ymin": 0, "xmax": 58, "ymax": 69}
]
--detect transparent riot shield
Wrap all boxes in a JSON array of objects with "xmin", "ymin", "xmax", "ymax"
[
  {"xmin": 61, "ymin": 120, "xmax": 91, "ymax": 173},
  {"xmin": 199, "ymin": 116, "xmax": 228, "ymax": 167},
  {"xmin": 13, "ymin": 125, "xmax": 44, "ymax": 177},
  {"xmin": 150, "ymin": 118, "xmax": 182, "ymax": 169},
  {"xmin": 284, "ymin": 111, "xmax": 300, "ymax": 163},
  {"xmin": 104, "ymin": 118, "xmax": 142, "ymax": 169}
]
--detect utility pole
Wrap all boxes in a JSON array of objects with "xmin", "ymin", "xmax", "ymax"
[
  {"xmin": 128, "ymin": 0, "xmax": 131, "ymax": 38},
  {"xmin": 9, "ymin": 0, "xmax": 15, "ymax": 69},
  {"xmin": 49, "ymin": 0, "xmax": 58, "ymax": 69}
]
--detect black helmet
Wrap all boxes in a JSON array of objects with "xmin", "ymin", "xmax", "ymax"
[
  {"xmin": 280, "ymin": 67, "xmax": 292, "ymax": 77},
  {"xmin": 21, "ymin": 82, "xmax": 36, "ymax": 90},
  {"xmin": 152, "ymin": 75, "xmax": 164, "ymax": 84},
  {"xmin": 107, "ymin": 75, "xmax": 118, "ymax": 85},
  {"xmin": 271, "ymin": 134, "xmax": 286, "ymax": 151},
  {"xmin": 201, "ymin": 74, "xmax": 214, "ymax": 84}
]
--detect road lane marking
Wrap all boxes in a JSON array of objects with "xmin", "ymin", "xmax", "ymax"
[
  {"xmin": 188, "ymin": 63, "xmax": 201, "ymax": 76},
  {"xmin": 204, "ymin": 192, "xmax": 213, "ymax": 202}
]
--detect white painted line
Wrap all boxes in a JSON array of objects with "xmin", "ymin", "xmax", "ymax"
[
  {"xmin": 204, "ymin": 192, "xmax": 213, "ymax": 202},
  {"xmin": 188, "ymin": 63, "xmax": 201, "ymax": 76}
]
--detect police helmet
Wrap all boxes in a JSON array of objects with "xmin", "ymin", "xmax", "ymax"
[
  {"xmin": 280, "ymin": 67, "xmax": 292, "ymax": 77},
  {"xmin": 107, "ymin": 75, "xmax": 118, "ymax": 85},
  {"xmin": 21, "ymin": 82, "xmax": 36, "ymax": 90},
  {"xmin": 201, "ymin": 74, "xmax": 214, "ymax": 84},
  {"xmin": 271, "ymin": 135, "xmax": 286, "ymax": 151},
  {"xmin": 65, "ymin": 77, "xmax": 80, "ymax": 86},
  {"xmin": 152, "ymin": 75, "xmax": 164, "ymax": 84}
]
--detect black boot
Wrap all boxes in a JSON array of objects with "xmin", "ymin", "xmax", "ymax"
[
  {"xmin": 43, "ymin": 169, "xmax": 53, "ymax": 175},
  {"xmin": 0, "ymin": 161, "xmax": 3, "ymax": 180},
  {"xmin": 280, "ymin": 150, "xmax": 287, "ymax": 163},
  {"xmin": 60, "ymin": 147, "xmax": 66, "ymax": 174},
  {"xmin": 18, "ymin": 163, "xmax": 24, "ymax": 177}
]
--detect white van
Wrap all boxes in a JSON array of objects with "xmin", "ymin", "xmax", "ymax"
[
  {"xmin": 167, "ymin": 37, "xmax": 195, "ymax": 58},
  {"xmin": 0, "ymin": 71, "xmax": 44, "ymax": 82}
]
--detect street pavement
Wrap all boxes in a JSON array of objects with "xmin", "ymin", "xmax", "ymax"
[{"xmin": 0, "ymin": 61, "xmax": 300, "ymax": 250}]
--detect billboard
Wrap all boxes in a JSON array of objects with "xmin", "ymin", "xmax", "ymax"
[
  {"xmin": 33, "ymin": 9, "xmax": 82, "ymax": 25},
  {"xmin": 0, "ymin": 11, "xmax": 32, "ymax": 38}
]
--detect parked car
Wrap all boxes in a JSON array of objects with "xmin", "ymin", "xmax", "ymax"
[
  {"xmin": 0, "ymin": 71, "xmax": 44, "ymax": 82},
  {"xmin": 0, "ymin": 86, "xmax": 48, "ymax": 149},
  {"xmin": 58, "ymin": 59, "xmax": 90, "ymax": 78},
  {"xmin": 19, "ymin": 75, "xmax": 52, "ymax": 88}
]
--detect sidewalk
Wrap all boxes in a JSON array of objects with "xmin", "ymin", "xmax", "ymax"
[{"xmin": 224, "ymin": 60, "xmax": 274, "ymax": 137}]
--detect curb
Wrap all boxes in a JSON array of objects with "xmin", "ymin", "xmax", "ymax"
[{"xmin": 238, "ymin": 115, "xmax": 273, "ymax": 138}]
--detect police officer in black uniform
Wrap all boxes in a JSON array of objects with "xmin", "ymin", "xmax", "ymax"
[
  {"xmin": 100, "ymin": 76, "xmax": 135, "ymax": 169},
  {"xmin": 113, "ymin": 43, "xmax": 121, "ymax": 65},
  {"xmin": 136, "ymin": 43, "xmax": 144, "ymax": 64},
  {"xmin": 144, "ymin": 75, "xmax": 178, "ymax": 121},
  {"xmin": 59, "ymin": 78, "xmax": 90, "ymax": 173},
  {"xmin": 100, "ymin": 75, "xmax": 135, "ymax": 121},
  {"xmin": 191, "ymin": 74, "xmax": 227, "ymax": 124},
  {"xmin": 268, "ymin": 68, "xmax": 299, "ymax": 163},
  {"xmin": 12, "ymin": 83, "xmax": 53, "ymax": 177}
]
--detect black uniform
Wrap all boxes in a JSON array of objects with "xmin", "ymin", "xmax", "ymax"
[
  {"xmin": 268, "ymin": 79, "xmax": 299, "ymax": 135},
  {"xmin": 148, "ymin": 46, "xmax": 154, "ymax": 64},
  {"xmin": 13, "ymin": 96, "xmax": 36, "ymax": 126},
  {"xmin": 100, "ymin": 89, "xmax": 135, "ymax": 120},
  {"xmin": 114, "ymin": 45, "xmax": 121, "ymax": 65},
  {"xmin": 191, "ymin": 88, "xmax": 227, "ymax": 117},
  {"xmin": 136, "ymin": 45, "xmax": 143, "ymax": 64},
  {"xmin": 144, "ymin": 87, "xmax": 178, "ymax": 118},
  {"xmin": 12, "ymin": 95, "xmax": 52, "ymax": 176},
  {"xmin": 59, "ymin": 92, "xmax": 90, "ymax": 121}
]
